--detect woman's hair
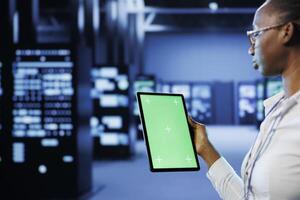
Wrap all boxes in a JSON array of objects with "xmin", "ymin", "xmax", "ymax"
[
  {"xmin": 267, "ymin": 0, "xmax": 300, "ymax": 23},
  {"xmin": 267, "ymin": 0, "xmax": 300, "ymax": 44}
]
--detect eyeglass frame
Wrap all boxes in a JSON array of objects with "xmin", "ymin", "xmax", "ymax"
[{"xmin": 246, "ymin": 22, "xmax": 287, "ymax": 46}]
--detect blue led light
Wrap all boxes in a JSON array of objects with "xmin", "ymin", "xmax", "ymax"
[{"xmin": 38, "ymin": 165, "xmax": 47, "ymax": 174}]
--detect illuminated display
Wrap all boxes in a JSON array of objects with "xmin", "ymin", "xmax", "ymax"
[
  {"xmin": 191, "ymin": 84, "xmax": 213, "ymax": 124},
  {"xmin": 238, "ymin": 83, "xmax": 256, "ymax": 124},
  {"xmin": 91, "ymin": 66, "xmax": 130, "ymax": 151},
  {"xmin": 12, "ymin": 48, "xmax": 74, "ymax": 164}
]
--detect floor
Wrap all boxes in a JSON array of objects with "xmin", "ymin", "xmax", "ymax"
[{"xmin": 89, "ymin": 126, "xmax": 258, "ymax": 200}]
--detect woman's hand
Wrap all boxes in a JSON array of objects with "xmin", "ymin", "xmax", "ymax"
[
  {"xmin": 188, "ymin": 116, "xmax": 210, "ymax": 156},
  {"xmin": 188, "ymin": 116, "xmax": 221, "ymax": 168}
]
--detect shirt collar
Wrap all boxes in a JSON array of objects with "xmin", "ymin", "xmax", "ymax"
[
  {"xmin": 292, "ymin": 89, "xmax": 300, "ymax": 104},
  {"xmin": 263, "ymin": 90, "xmax": 300, "ymax": 114},
  {"xmin": 263, "ymin": 91, "xmax": 285, "ymax": 114}
]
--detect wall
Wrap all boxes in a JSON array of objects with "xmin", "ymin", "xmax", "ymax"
[{"xmin": 144, "ymin": 31, "xmax": 263, "ymax": 82}]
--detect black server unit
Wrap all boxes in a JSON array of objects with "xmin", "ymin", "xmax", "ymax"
[
  {"xmin": 213, "ymin": 82, "xmax": 235, "ymax": 125},
  {"xmin": 91, "ymin": 65, "xmax": 132, "ymax": 157},
  {"xmin": 0, "ymin": 0, "xmax": 13, "ymax": 197},
  {"xmin": 237, "ymin": 82, "xmax": 256, "ymax": 125},
  {"xmin": 133, "ymin": 74, "xmax": 156, "ymax": 140},
  {"xmin": 191, "ymin": 83, "xmax": 213, "ymax": 124},
  {"xmin": 1, "ymin": 45, "xmax": 92, "ymax": 198},
  {"xmin": 0, "ymin": 0, "xmax": 8, "ymax": 141},
  {"xmin": 0, "ymin": 61, "xmax": 2, "ymax": 131}
]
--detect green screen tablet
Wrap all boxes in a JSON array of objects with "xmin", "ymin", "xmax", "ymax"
[{"xmin": 137, "ymin": 92, "xmax": 200, "ymax": 172}]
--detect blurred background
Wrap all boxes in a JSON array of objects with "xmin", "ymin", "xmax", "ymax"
[{"xmin": 0, "ymin": 0, "xmax": 284, "ymax": 199}]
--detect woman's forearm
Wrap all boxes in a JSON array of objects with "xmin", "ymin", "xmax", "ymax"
[{"xmin": 200, "ymin": 142, "xmax": 221, "ymax": 169}]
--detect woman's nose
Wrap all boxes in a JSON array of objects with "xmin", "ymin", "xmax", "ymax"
[{"xmin": 248, "ymin": 45, "xmax": 255, "ymax": 56}]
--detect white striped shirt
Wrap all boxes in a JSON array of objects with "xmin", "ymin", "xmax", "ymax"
[{"xmin": 207, "ymin": 90, "xmax": 300, "ymax": 200}]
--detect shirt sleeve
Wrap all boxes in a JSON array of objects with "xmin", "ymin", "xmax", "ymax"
[{"xmin": 206, "ymin": 157, "xmax": 244, "ymax": 200}]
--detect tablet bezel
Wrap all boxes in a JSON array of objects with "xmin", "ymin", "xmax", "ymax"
[{"xmin": 137, "ymin": 92, "xmax": 200, "ymax": 172}]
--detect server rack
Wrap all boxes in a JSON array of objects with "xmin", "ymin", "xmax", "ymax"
[
  {"xmin": 213, "ymin": 81, "xmax": 235, "ymax": 125},
  {"xmin": 91, "ymin": 65, "xmax": 132, "ymax": 157},
  {"xmin": 0, "ymin": 0, "xmax": 93, "ymax": 198},
  {"xmin": 2, "ymin": 44, "xmax": 92, "ymax": 198},
  {"xmin": 237, "ymin": 82, "xmax": 256, "ymax": 125},
  {"xmin": 191, "ymin": 83, "xmax": 213, "ymax": 124}
]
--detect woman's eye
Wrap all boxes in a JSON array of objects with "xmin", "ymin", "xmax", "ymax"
[{"xmin": 253, "ymin": 32, "xmax": 260, "ymax": 38}]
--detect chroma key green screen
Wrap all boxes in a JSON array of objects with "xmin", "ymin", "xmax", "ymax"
[{"xmin": 138, "ymin": 93, "xmax": 199, "ymax": 171}]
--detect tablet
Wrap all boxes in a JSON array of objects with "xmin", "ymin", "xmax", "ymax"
[{"xmin": 137, "ymin": 92, "xmax": 200, "ymax": 172}]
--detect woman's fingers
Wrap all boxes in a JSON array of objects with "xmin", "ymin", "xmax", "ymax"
[
  {"xmin": 188, "ymin": 116, "xmax": 204, "ymax": 128},
  {"xmin": 188, "ymin": 116, "xmax": 198, "ymax": 128}
]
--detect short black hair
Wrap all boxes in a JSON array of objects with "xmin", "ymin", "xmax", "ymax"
[
  {"xmin": 267, "ymin": 0, "xmax": 300, "ymax": 23},
  {"xmin": 267, "ymin": 0, "xmax": 300, "ymax": 44}
]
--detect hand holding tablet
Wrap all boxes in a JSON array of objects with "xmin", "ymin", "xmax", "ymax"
[{"xmin": 137, "ymin": 92, "xmax": 200, "ymax": 172}]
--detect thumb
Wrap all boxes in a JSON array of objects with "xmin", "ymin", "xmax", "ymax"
[
  {"xmin": 188, "ymin": 116, "xmax": 198, "ymax": 128},
  {"xmin": 188, "ymin": 116, "xmax": 205, "ymax": 128}
]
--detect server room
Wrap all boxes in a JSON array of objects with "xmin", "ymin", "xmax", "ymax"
[{"xmin": 2, "ymin": 0, "xmax": 297, "ymax": 199}]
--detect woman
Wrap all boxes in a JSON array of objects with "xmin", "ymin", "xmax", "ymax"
[{"xmin": 189, "ymin": 0, "xmax": 300, "ymax": 199}]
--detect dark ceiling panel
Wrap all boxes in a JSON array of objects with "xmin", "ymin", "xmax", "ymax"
[{"xmin": 145, "ymin": 0, "xmax": 264, "ymax": 8}]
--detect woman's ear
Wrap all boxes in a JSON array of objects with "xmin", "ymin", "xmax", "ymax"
[{"xmin": 281, "ymin": 22, "xmax": 295, "ymax": 45}]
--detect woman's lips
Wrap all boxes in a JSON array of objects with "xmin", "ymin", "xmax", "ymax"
[{"xmin": 252, "ymin": 60, "xmax": 259, "ymax": 70}]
